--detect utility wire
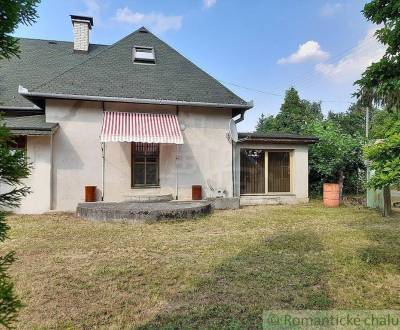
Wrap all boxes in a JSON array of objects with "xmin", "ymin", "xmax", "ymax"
[
  {"xmin": 218, "ymin": 36, "xmax": 378, "ymax": 106},
  {"xmin": 290, "ymin": 34, "xmax": 374, "ymax": 87},
  {"xmin": 219, "ymin": 80, "xmax": 353, "ymax": 104}
]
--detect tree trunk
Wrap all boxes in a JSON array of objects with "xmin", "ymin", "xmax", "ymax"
[
  {"xmin": 338, "ymin": 170, "xmax": 345, "ymax": 201},
  {"xmin": 382, "ymin": 185, "xmax": 392, "ymax": 217}
]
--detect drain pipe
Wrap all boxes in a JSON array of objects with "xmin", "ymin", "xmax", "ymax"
[
  {"xmin": 101, "ymin": 102, "xmax": 105, "ymax": 201},
  {"xmin": 101, "ymin": 142, "xmax": 105, "ymax": 201},
  {"xmin": 176, "ymin": 105, "xmax": 180, "ymax": 200},
  {"xmin": 234, "ymin": 110, "xmax": 245, "ymax": 124},
  {"xmin": 232, "ymin": 110, "xmax": 245, "ymax": 197}
]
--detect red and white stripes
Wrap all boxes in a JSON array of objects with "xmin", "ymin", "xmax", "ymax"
[{"xmin": 100, "ymin": 111, "xmax": 184, "ymax": 144}]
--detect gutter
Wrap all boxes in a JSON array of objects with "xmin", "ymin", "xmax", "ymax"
[
  {"xmin": 238, "ymin": 137, "xmax": 319, "ymax": 144},
  {"xmin": 0, "ymin": 106, "xmax": 41, "ymax": 110},
  {"xmin": 8, "ymin": 124, "xmax": 59, "ymax": 134},
  {"xmin": 234, "ymin": 110, "xmax": 245, "ymax": 124},
  {"xmin": 19, "ymin": 86, "xmax": 254, "ymax": 110}
]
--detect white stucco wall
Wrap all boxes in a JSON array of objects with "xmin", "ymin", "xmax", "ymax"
[
  {"xmin": 18, "ymin": 136, "xmax": 52, "ymax": 214},
  {"xmin": 45, "ymin": 100, "xmax": 233, "ymax": 211},
  {"xmin": 234, "ymin": 143, "xmax": 309, "ymax": 202}
]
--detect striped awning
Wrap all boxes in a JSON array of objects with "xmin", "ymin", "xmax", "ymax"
[{"xmin": 100, "ymin": 111, "xmax": 184, "ymax": 144}]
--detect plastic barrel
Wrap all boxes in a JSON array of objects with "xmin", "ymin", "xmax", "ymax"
[
  {"xmin": 323, "ymin": 183, "xmax": 340, "ymax": 207},
  {"xmin": 85, "ymin": 186, "xmax": 97, "ymax": 202},
  {"xmin": 192, "ymin": 185, "xmax": 202, "ymax": 200}
]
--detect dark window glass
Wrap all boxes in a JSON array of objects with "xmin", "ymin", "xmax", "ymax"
[
  {"xmin": 7, "ymin": 136, "xmax": 27, "ymax": 151},
  {"xmin": 268, "ymin": 152, "xmax": 290, "ymax": 192},
  {"xmin": 240, "ymin": 149, "xmax": 265, "ymax": 194},
  {"xmin": 132, "ymin": 143, "xmax": 159, "ymax": 187}
]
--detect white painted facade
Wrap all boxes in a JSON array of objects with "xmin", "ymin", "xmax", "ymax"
[
  {"xmin": 41, "ymin": 99, "xmax": 233, "ymax": 211},
  {"xmin": 11, "ymin": 100, "xmax": 312, "ymax": 213},
  {"xmin": 235, "ymin": 142, "xmax": 310, "ymax": 205}
]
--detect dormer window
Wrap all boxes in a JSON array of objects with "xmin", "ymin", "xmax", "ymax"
[{"xmin": 133, "ymin": 46, "xmax": 155, "ymax": 64}]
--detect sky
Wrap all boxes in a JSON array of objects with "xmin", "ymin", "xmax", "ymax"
[{"xmin": 13, "ymin": 0, "xmax": 384, "ymax": 131}]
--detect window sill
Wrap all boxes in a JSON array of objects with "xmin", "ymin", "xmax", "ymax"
[
  {"xmin": 241, "ymin": 193, "xmax": 295, "ymax": 196},
  {"xmin": 131, "ymin": 186, "xmax": 160, "ymax": 189}
]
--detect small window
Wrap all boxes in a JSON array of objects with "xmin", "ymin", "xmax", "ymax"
[
  {"xmin": 7, "ymin": 136, "xmax": 27, "ymax": 151},
  {"xmin": 132, "ymin": 143, "xmax": 159, "ymax": 187},
  {"xmin": 133, "ymin": 46, "xmax": 155, "ymax": 64}
]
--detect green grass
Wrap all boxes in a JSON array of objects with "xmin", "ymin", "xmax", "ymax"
[{"xmin": 1, "ymin": 201, "xmax": 400, "ymax": 329}]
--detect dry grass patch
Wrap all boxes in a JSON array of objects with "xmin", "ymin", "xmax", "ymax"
[{"xmin": 1, "ymin": 202, "xmax": 400, "ymax": 328}]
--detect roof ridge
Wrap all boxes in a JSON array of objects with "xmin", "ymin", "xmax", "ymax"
[
  {"xmin": 17, "ymin": 36, "xmax": 108, "ymax": 46},
  {"xmin": 30, "ymin": 28, "xmax": 146, "ymax": 92}
]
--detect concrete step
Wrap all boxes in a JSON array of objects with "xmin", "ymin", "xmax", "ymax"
[{"xmin": 124, "ymin": 194, "xmax": 173, "ymax": 203}]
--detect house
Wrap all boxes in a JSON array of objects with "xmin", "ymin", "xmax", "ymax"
[{"xmin": 0, "ymin": 15, "xmax": 317, "ymax": 214}]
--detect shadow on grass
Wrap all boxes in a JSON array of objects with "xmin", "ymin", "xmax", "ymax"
[
  {"xmin": 139, "ymin": 231, "xmax": 333, "ymax": 329},
  {"xmin": 356, "ymin": 216, "xmax": 400, "ymax": 268}
]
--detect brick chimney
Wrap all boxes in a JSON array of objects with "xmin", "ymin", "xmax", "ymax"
[{"xmin": 70, "ymin": 15, "xmax": 93, "ymax": 52}]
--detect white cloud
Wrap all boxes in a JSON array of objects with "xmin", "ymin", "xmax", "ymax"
[
  {"xmin": 203, "ymin": 0, "xmax": 217, "ymax": 9},
  {"xmin": 320, "ymin": 3, "xmax": 343, "ymax": 17},
  {"xmin": 81, "ymin": 0, "xmax": 103, "ymax": 25},
  {"xmin": 114, "ymin": 7, "xmax": 183, "ymax": 33},
  {"xmin": 315, "ymin": 27, "xmax": 386, "ymax": 83},
  {"xmin": 278, "ymin": 41, "xmax": 329, "ymax": 64}
]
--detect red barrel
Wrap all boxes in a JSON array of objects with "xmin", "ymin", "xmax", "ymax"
[
  {"xmin": 323, "ymin": 183, "xmax": 340, "ymax": 207},
  {"xmin": 192, "ymin": 185, "xmax": 202, "ymax": 200},
  {"xmin": 85, "ymin": 186, "xmax": 97, "ymax": 202}
]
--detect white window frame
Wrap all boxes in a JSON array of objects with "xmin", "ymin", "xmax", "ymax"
[{"xmin": 132, "ymin": 45, "xmax": 156, "ymax": 64}]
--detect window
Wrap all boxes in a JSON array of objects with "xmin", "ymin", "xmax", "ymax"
[
  {"xmin": 132, "ymin": 46, "xmax": 155, "ymax": 64},
  {"xmin": 240, "ymin": 149, "xmax": 265, "ymax": 194},
  {"xmin": 131, "ymin": 143, "xmax": 159, "ymax": 187},
  {"xmin": 268, "ymin": 151, "xmax": 290, "ymax": 193},
  {"xmin": 7, "ymin": 136, "xmax": 27, "ymax": 151}
]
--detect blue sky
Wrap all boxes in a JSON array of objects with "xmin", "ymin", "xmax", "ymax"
[{"xmin": 14, "ymin": 0, "xmax": 384, "ymax": 131}]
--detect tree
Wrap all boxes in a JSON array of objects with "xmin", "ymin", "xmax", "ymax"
[
  {"xmin": 364, "ymin": 110, "xmax": 400, "ymax": 215},
  {"xmin": 355, "ymin": 0, "xmax": 400, "ymax": 216},
  {"xmin": 255, "ymin": 114, "xmax": 278, "ymax": 132},
  {"xmin": 0, "ymin": 0, "xmax": 39, "ymax": 60},
  {"xmin": 0, "ymin": 1, "xmax": 39, "ymax": 327},
  {"xmin": 256, "ymin": 87, "xmax": 365, "ymax": 196},
  {"xmin": 355, "ymin": 0, "xmax": 400, "ymax": 110},
  {"xmin": 306, "ymin": 121, "xmax": 365, "ymax": 197},
  {"xmin": 275, "ymin": 87, "xmax": 323, "ymax": 133},
  {"xmin": 256, "ymin": 87, "xmax": 323, "ymax": 134},
  {"xmin": 327, "ymin": 103, "xmax": 375, "ymax": 137},
  {"xmin": 0, "ymin": 121, "xmax": 31, "ymax": 328}
]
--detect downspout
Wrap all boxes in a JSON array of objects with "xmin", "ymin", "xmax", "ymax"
[
  {"xmin": 234, "ymin": 110, "xmax": 245, "ymax": 124},
  {"xmin": 176, "ymin": 105, "xmax": 179, "ymax": 200},
  {"xmin": 50, "ymin": 133, "xmax": 54, "ymax": 210},
  {"xmin": 232, "ymin": 110, "xmax": 245, "ymax": 197},
  {"xmin": 101, "ymin": 102, "xmax": 105, "ymax": 201}
]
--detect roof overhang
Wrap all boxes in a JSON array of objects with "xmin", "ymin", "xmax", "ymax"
[
  {"xmin": 3, "ymin": 114, "xmax": 59, "ymax": 136},
  {"xmin": 9, "ymin": 127, "xmax": 59, "ymax": 136},
  {"xmin": 19, "ymin": 86, "xmax": 254, "ymax": 112},
  {"xmin": 238, "ymin": 133, "xmax": 319, "ymax": 145}
]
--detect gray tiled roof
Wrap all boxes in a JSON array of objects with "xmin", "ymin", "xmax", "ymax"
[
  {"xmin": 3, "ymin": 115, "xmax": 58, "ymax": 135},
  {"xmin": 28, "ymin": 28, "xmax": 249, "ymax": 107},
  {"xmin": 0, "ymin": 38, "xmax": 107, "ymax": 108}
]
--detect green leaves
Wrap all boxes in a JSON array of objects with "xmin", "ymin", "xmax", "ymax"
[
  {"xmin": 0, "ymin": 245, "xmax": 22, "ymax": 328},
  {"xmin": 0, "ymin": 116, "xmax": 31, "ymax": 328},
  {"xmin": 307, "ymin": 120, "xmax": 365, "ymax": 183},
  {"xmin": 256, "ymin": 87, "xmax": 323, "ymax": 134},
  {"xmin": 364, "ymin": 132, "xmax": 400, "ymax": 189},
  {"xmin": 0, "ymin": 0, "xmax": 40, "ymax": 60},
  {"xmin": 356, "ymin": 0, "xmax": 400, "ymax": 109}
]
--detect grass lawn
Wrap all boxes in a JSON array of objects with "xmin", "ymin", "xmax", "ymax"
[{"xmin": 2, "ymin": 201, "xmax": 400, "ymax": 329}]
